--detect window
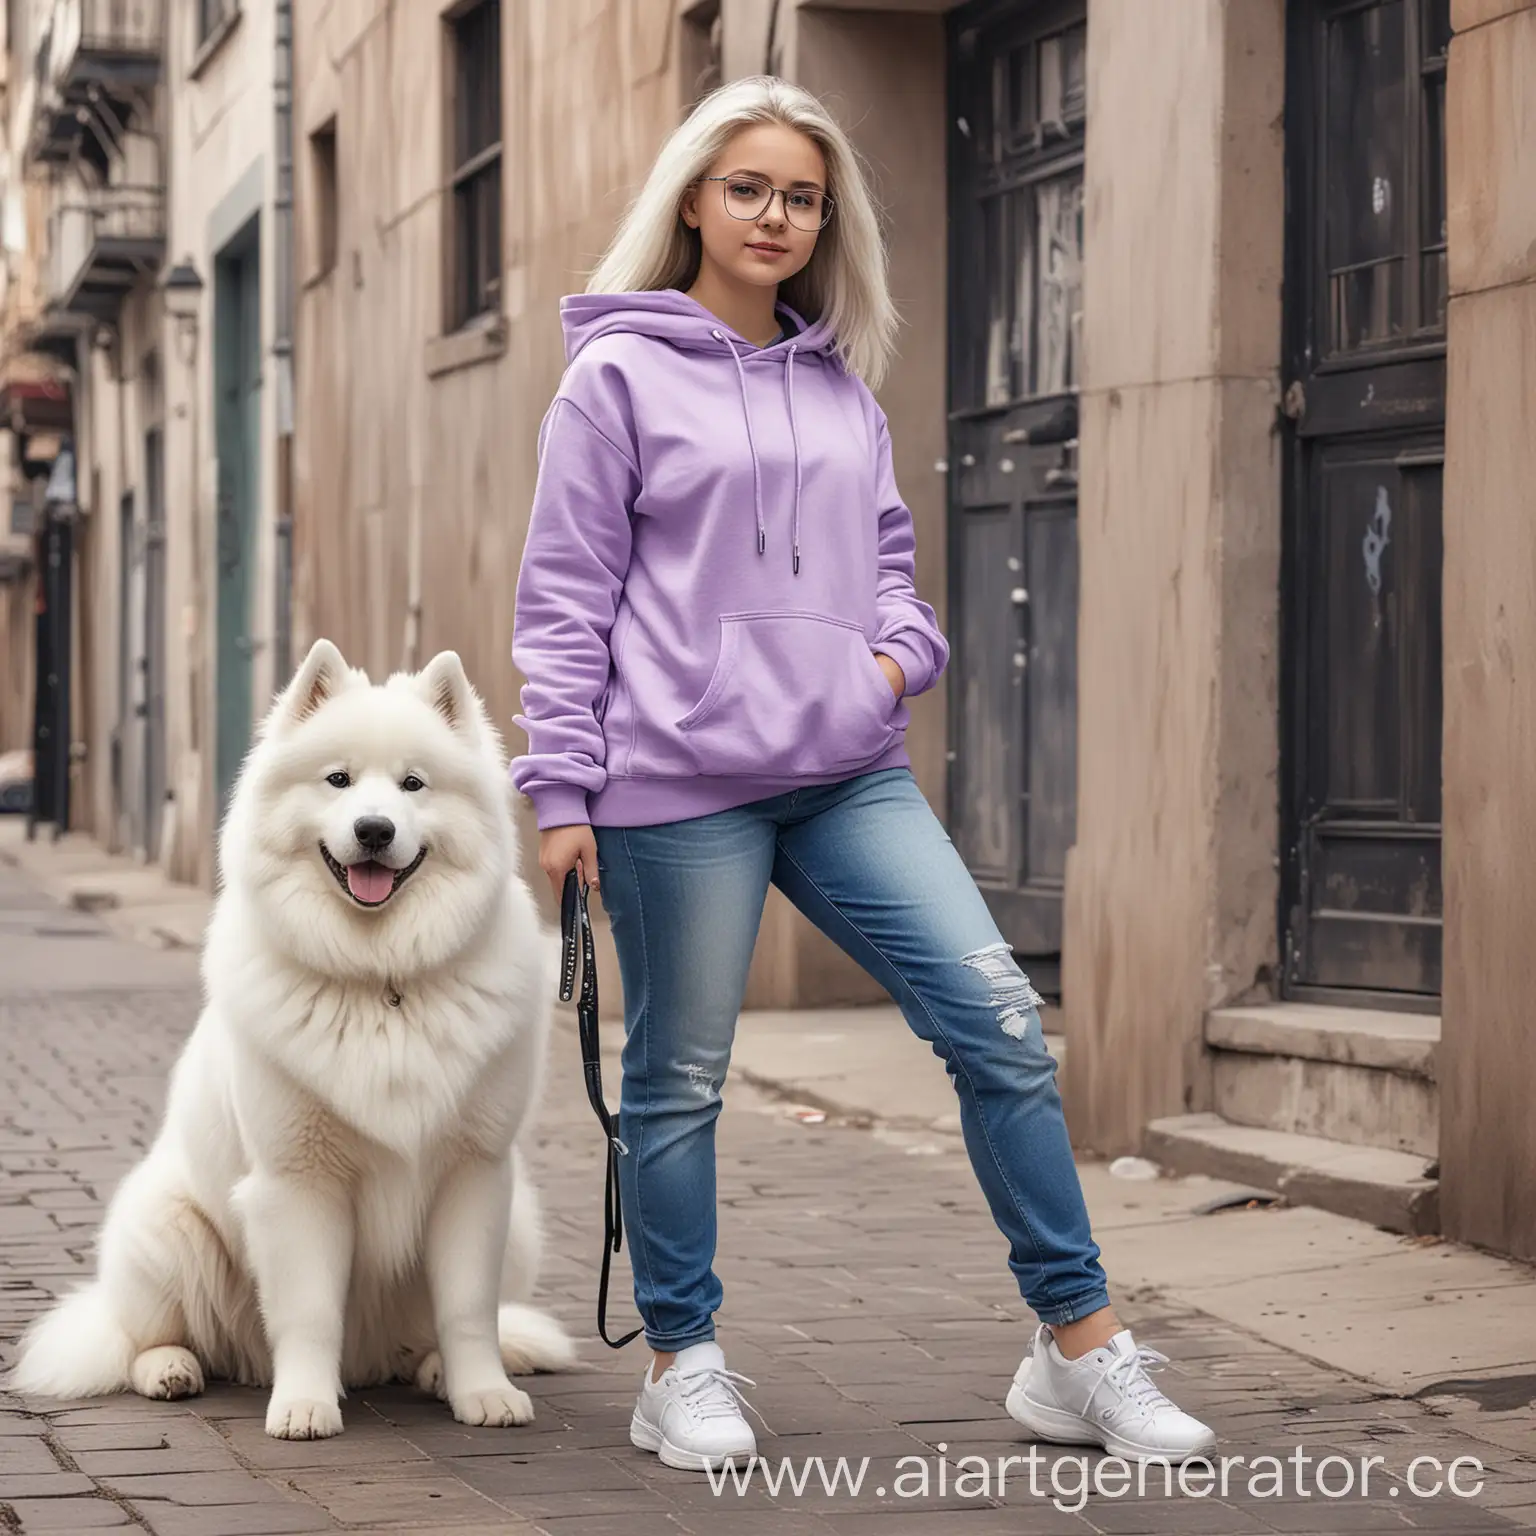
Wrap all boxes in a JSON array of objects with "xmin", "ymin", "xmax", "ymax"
[
  {"xmin": 310, "ymin": 119, "xmax": 338, "ymax": 280},
  {"xmin": 680, "ymin": 1, "xmax": 722, "ymax": 112},
  {"xmin": 1321, "ymin": 0, "xmax": 1449, "ymax": 353},
  {"xmin": 449, "ymin": 0, "xmax": 503, "ymax": 329}
]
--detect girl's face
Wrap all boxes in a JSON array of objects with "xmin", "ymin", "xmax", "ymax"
[{"xmin": 682, "ymin": 123, "xmax": 828, "ymax": 293}]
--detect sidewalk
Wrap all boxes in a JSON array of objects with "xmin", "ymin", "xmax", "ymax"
[{"xmin": 3, "ymin": 824, "xmax": 1535, "ymax": 1535}]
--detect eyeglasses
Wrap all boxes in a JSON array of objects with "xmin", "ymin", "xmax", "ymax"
[{"xmin": 699, "ymin": 175, "xmax": 835, "ymax": 232}]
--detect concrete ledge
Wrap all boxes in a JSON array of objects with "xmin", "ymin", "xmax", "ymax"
[
  {"xmin": 1145, "ymin": 1112, "xmax": 1440, "ymax": 1237},
  {"xmin": 1207, "ymin": 1002, "xmax": 1439, "ymax": 1080}
]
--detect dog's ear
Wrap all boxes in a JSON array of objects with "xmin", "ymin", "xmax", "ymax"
[
  {"xmin": 419, "ymin": 650, "xmax": 477, "ymax": 733},
  {"xmin": 276, "ymin": 639, "xmax": 350, "ymax": 727}
]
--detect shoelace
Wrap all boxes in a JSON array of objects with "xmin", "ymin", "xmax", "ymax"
[
  {"xmin": 1100, "ymin": 1345, "xmax": 1177, "ymax": 1417},
  {"xmin": 678, "ymin": 1365, "xmax": 768, "ymax": 1429}
]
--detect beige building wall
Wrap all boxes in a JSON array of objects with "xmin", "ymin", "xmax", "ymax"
[
  {"xmin": 1440, "ymin": 0, "xmax": 1536, "ymax": 1260},
  {"xmin": 1062, "ymin": 0, "xmax": 1285, "ymax": 1154}
]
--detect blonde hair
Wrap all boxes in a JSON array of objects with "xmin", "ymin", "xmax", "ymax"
[{"xmin": 586, "ymin": 75, "xmax": 898, "ymax": 389}]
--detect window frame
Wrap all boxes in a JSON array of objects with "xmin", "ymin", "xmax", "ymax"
[
  {"xmin": 446, "ymin": 0, "xmax": 504, "ymax": 332},
  {"xmin": 309, "ymin": 118, "xmax": 339, "ymax": 283}
]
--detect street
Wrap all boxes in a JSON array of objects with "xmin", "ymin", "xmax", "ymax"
[{"xmin": 0, "ymin": 853, "xmax": 1531, "ymax": 1536}]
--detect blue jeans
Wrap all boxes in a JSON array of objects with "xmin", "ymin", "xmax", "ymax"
[{"xmin": 593, "ymin": 767, "xmax": 1110, "ymax": 1352}]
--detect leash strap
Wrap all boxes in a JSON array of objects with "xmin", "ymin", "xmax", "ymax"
[{"xmin": 560, "ymin": 868, "xmax": 643, "ymax": 1349}]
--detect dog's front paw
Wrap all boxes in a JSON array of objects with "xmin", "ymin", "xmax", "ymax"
[
  {"xmin": 266, "ymin": 1397, "xmax": 344, "ymax": 1440},
  {"xmin": 451, "ymin": 1383, "xmax": 534, "ymax": 1427}
]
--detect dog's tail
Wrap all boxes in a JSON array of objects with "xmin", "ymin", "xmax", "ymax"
[
  {"xmin": 497, "ymin": 1303, "xmax": 578, "ymax": 1374},
  {"xmin": 7, "ymin": 1284, "xmax": 136, "ymax": 1399}
]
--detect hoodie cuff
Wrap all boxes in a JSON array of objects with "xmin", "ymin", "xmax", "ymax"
[
  {"xmin": 872, "ymin": 632, "xmax": 934, "ymax": 699},
  {"xmin": 528, "ymin": 784, "xmax": 592, "ymax": 830}
]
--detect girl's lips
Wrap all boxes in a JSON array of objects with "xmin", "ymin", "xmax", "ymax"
[{"xmin": 747, "ymin": 243, "xmax": 788, "ymax": 254}]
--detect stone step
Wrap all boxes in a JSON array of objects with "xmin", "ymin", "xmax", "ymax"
[
  {"xmin": 1204, "ymin": 1003, "xmax": 1439, "ymax": 1157},
  {"xmin": 1144, "ymin": 1112, "xmax": 1439, "ymax": 1236}
]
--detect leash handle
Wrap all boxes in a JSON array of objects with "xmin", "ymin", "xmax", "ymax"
[{"xmin": 561, "ymin": 867, "xmax": 643, "ymax": 1350}]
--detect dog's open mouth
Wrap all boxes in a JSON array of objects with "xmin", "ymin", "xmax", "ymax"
[{"xmin": 320, "ymin": 844, "xmax": 427, "ymax": 907}]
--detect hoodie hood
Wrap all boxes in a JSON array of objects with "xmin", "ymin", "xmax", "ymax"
[{"xmin": 560, "ymin": 288, "xmax": 841, "ymax": 365}]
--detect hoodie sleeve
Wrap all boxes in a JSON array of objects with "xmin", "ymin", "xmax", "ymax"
[
  {"xmin": 869, "ymin": 408, "xmax": 950, "ymax": 699},
  {"xmin": 510, "ymin": 396, "xmax": 639, "ymax": 829}
]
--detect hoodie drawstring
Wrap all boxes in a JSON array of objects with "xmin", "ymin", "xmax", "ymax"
[
  {"xmin": 714, "ymin": 331, "xmax": 767, "ymax": 557},
  {"xmin": 712, "ymin": 329, "xmax": 805, "ymax": 573},
  {"xmin": 785, "ymin": 343, "xmax": 802, "ymax": 575}
]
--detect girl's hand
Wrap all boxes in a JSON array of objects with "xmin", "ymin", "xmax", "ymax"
[
  {"xmin": 539, "ymin": 824, "xmax": 599, "ymax": 899},
  {"xmin": 874, "ymin": 652, "xmax": 906, "ymax": 699}
]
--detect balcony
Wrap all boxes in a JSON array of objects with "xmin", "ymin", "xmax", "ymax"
[
  {"xmin": 29, "ymin": 0, "xmax": 164, "ymax": 173},
  {"xmin": 46, "ymin": 185, "xmax": 165, "ymax": 324}
]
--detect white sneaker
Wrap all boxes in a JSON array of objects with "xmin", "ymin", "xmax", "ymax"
[
  {"xmin": 629, "ymin": 1341, "xmax": 758, "ymax": 1471},
  {"xmin": 1006, "ymin": 1324, "xmax": 1216, "ymax": 1463}
]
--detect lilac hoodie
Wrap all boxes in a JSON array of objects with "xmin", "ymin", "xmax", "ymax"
[{"xmin": 509, "ymin": 289, "xmax": 949, "ymax": 830}]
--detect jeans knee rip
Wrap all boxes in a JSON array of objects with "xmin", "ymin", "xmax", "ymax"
[
  {"xmin": 681, "ymin": 1061, "xmax": 719, "ymax": 1101},
  {"xmin": 959, "ymin": 942, "xmax": 1046, "ymax": 1039}
]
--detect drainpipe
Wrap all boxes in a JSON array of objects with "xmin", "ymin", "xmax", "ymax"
[{"xmin": 272, "ymin": 0, "xmax": 295, "ymax": 686}]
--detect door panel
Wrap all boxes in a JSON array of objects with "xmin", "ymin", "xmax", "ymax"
[
  {"xmin": 1283, "ymin": 0, "xmax": 1447, "ymax": 1004},
  {"xmin": 947, "ymin": 0, "xmax": 1085, "ymax": 959}
]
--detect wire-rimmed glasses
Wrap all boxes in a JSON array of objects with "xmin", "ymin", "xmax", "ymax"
[{"xmin": 698, "ymin": 175, "xmax": 835, "ymax": 232}]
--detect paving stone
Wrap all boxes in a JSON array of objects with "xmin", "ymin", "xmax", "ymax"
[
  {"xmin": 0, "ymin": 1438, "xmax": 62, "ymax": 1475},
  {"xmin": 0, "ymin": 1471, "xmax": 98, "ymax": 1497},
  {"xmin": 284, "ymin": 1462, "xmax": 506, "ymax": 1526},
  {"xmin": 129, "ymin": 1504, "xmax": 340, "ymax": 1536},
  {"xmin": 99, "ymin": 1469, "xmax": 313, "ymax": 1507},
  {"xmin": 211, "ymin": 1413, "xmax": 430, "ymax": 1471},
  {"xmin": 9, "ymin": 1496, "xmax": 136, "ymax": 1530}
]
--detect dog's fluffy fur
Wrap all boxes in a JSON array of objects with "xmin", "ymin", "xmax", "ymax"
[{"xmin": 9, "ymin": 641, "xmax": 574, "ymax": 1437}]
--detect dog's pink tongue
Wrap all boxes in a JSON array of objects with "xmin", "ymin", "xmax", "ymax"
[{"xmin": 346, "ymin": 862, "xmax": 394, "ymax": 904}]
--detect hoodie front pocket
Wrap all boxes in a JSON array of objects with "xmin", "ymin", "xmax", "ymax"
[{"xmin": 674, "ymin": 612, "xmax": 900, "ymax": 777}]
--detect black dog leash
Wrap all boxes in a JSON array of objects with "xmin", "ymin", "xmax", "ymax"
[{"xmin": 559, "ymin": 868, "xmax": 642, "ymax": 1349}]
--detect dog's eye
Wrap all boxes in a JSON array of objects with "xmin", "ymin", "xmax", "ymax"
[
  {"xmin": 325, "ymin": 771, "xmax": 351, "ymax": 789},
  {"xmin": 401, "ymin": 774, "xmax": 425, "ymax": 793}
]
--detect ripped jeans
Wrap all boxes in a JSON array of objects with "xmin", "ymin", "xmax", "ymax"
[{"xmin": 593, "ymin": 766, "xmax": 1111, "ymax": 1352}]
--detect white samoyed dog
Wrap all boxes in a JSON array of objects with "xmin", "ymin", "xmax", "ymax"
[{"xmin": 9, "ymin": 640, "xmax": 574, "ymax": 1437}]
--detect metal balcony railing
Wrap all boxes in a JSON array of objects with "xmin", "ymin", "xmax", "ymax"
[
  {"xmin": 46, "ymin": 185, "xmax": 165, "ymax": 320},
  {"xmin": 40, "ymin": 0, "xmax": 163, "ymax": 88},
  {"xmin": 29, "ymin": 0, "xmax": 163, "ymax": 167}
]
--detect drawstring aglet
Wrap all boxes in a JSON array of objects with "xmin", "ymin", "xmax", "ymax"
[
  {"xmin": 793, "ymin": 548, "xmax": 800, "ymax": 574},
  {"xmin": 757, "ymin": 528, "xmax": 766, "ymax": 555}
]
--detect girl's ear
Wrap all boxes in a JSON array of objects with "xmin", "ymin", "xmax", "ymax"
[{"xmin": 680, "ymin": 185, "xmax": 701, "ymax": 229}]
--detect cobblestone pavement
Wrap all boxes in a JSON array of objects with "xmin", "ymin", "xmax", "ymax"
[{"xmin": 1, "ymin": 858, "xmax": 1532, "ymax": 1535}]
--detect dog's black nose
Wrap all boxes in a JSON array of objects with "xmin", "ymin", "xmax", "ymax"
[{"xmin": 353, "ymin": 815, "xmax": 395, "ymax": 854}]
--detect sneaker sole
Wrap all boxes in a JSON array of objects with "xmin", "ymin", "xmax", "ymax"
[
  {"xmin": 629, "ymin": 1410, "xmax": 754, "ymax": 1472},
  {"xmin": 1005, "ymin": 1384, "xmax": 1216, "ymax": 1466}
]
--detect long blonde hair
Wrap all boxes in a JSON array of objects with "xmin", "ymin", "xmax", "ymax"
[{"xmin": 586, "ymin": 75, "xmax": 898, "ymax": 389}]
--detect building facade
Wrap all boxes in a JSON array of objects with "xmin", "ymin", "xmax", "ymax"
[
  {"xmin": 1, "ymin": 0, "xmax": 1530, "ymax": 1260},
  {"xmin": 0, "ymin": 0, "xmax": 290, "ymax": 885}
]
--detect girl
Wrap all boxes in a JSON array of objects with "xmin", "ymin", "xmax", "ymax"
[{"xmin": 510, "ymin": 75, "xmax": 1214, "ymax": 1473}]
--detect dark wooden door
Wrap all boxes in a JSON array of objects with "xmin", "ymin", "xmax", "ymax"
[
  {"xmin": 946, "ymin": 0, "xmax": 1085, "ymax": 962},
  {"xmin": 1282, "ymin": 0, "xmax": 1449, "ymax": 1005}
]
